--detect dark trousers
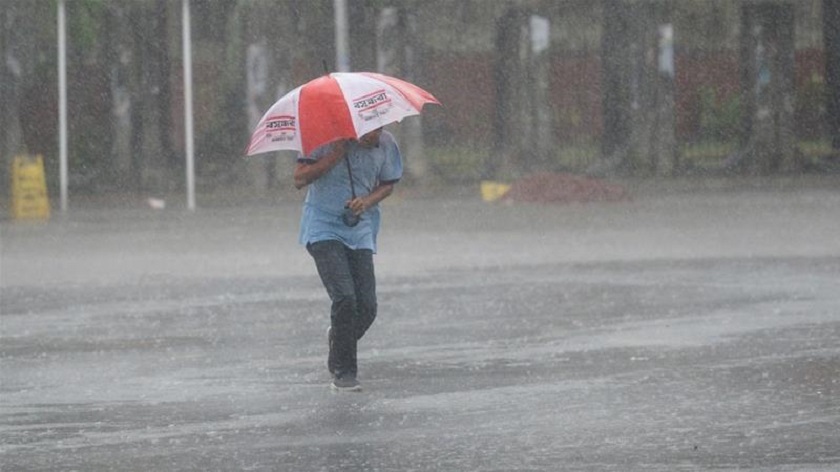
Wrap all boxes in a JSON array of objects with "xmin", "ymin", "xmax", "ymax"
[{"xmin": 306, "ymin": 240, "xmax": 377, "ymax": 377}]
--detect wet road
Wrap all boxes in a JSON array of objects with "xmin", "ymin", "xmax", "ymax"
[{"xmin": 2, "ymin": 184, "xmax": 839, "ymax": 471}]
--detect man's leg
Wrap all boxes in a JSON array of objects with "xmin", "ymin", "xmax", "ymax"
[
  {"xmin": 347, "ymin": 247, "xmax": 377, "ymax": 340},
  {"xmin": 307, "ymin": 240, "xmax": 358, "ymax": 378}
]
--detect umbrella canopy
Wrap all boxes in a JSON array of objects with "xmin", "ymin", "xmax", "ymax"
[{"xmin": 246, "ymin": 72, "xmax": 440, "ymax": 157}]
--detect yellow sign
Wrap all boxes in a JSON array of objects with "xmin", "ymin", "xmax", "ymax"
[
  {"xmin": 480, "ymin": 180, "xmax": 511, "ymax": 202},
  {"xmin": 11, "ymin": 154, "xmax": 51, "ymax": 220}
]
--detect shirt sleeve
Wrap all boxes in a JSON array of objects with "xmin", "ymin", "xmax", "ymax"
[
  {"xmin": 378, "ymin": 137, "xmax": 403, "ymax": 184},
  {"xmin": 297, "ymin": 142, "xmax": 331, "ymax": 164},
  {"xmin": 296, "ymin": 153, "xmax": 316, "ymax": 164}
]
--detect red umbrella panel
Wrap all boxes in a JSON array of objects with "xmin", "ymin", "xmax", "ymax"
[{"xmin": 246, "ymin": 72, "xmax": 440, "ymax": 157}]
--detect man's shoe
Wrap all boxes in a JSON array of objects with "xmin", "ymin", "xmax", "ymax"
[
  {"xmin": 327, "ymin": 326, "xmax": 336, "ymax": 375},
  {"xmin": 331, "ymin": 375, "xmax": 362, "ymax": 392}
]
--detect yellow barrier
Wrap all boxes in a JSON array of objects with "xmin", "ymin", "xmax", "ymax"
[
  {"xmin": 480, "ymin": 180, "xmax": 511, "ymax": 202},
  {"xmin": 11, "ymin": 154, "xmax": 51, "ymax": 220}
]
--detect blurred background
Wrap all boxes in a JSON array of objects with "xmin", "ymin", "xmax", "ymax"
[{"xmin": 1, "ymin": 0, "xmax": 838, "ymax": 206}]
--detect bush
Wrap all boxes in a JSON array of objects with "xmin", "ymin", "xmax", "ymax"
[{"xmin": 696, "ymin": 86, "xmax": 740, "ymax": 143}]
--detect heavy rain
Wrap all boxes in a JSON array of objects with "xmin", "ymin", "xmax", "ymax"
[{"xmin": 2, "ymin": 1, "xmax": 839, "ymax": 471}]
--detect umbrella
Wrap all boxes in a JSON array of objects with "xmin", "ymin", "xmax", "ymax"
[{"xmin": 246, "ymin": 72, "xmax": 440, "ymax": 157}]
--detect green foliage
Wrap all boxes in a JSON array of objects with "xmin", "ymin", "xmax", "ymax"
[
  {"xmin": 696, "ymin": 86, "xmax": 740, "ymax": 143},
  {"xmin": 682, "ymin": 141, "xmax": 737, "ymax": 161},
  {"xmin": 364, "ymin": 0, "xmax": 420, "ymax": 9},
  {"xmin": 427, "ymin": 144, "xmax": 488, "ymax": 182},
  {"xmin": 796, "ymin": 73, "xmax": 826, "ymax": 139},
  {"xmin": 551, "ymin": 141, "xmax": 600, "ymax": 170},
  {"xmin": 798, "ymin": 139, "xmax": 832, "ymax": 158},
  {"xmin": 193, "ymin": 3, "xmax": 247, "ymax": 184},
  {"xmin": 196, "ymin": 90, "xmax": 248, "ymax": 179},
  {"xmin": 426, "ymin": 140, "xmax": 601, "ymax": 184},
  {"xmin": 65, "ymin": 0, "xmax": 107, "ymax": 51}
]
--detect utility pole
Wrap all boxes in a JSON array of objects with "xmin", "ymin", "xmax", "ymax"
[
  {"xmin": 334, "ymin": 0, "xmax": 350, "ymax": 72},
  {"xmin": 58, "ymin": 0, "xmax": 68, "ymax": 212},
  {"xmin": 182, "ymin": 0, "xmax": 195, "ymax": 210}
]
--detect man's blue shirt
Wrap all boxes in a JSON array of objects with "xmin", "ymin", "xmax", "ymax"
[{"xmin": 297, "ymin": 130, "xmax": 402, "ymax": 252}]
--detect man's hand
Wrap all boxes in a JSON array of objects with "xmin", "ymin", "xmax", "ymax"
[
  {"xmin": 345, "ymin": 196, "xmax": 369, "ymax": 216},
  {"xmin": 293, "ymin": 140, "xmax": 348, "ymax": 189},
  {"xmin": 346, "ymin": 182, "xmax": 395, "ymax": 216}
]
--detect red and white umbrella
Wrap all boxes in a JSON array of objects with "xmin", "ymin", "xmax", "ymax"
[{"xmin": 245, "ymin": 72, "xmax": 440, "ymax": 157}]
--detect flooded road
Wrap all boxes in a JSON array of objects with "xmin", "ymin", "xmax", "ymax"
[{"xmin": 2, "ymin": 184, "xmax": 839, "ymax": 471}]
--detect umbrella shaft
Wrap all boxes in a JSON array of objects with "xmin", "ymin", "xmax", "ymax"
[{"xmin": 344, "ymin": 156, "xmax": 356, "ymax": 199}]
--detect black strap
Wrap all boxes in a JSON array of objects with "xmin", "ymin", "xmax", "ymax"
[{"xmin": 344, "ymin": 155, "xmax": 357, "ymax": 199}]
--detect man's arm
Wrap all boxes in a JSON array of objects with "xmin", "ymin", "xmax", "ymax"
[
  {"xmin": 293, "ymin": 140, "xmax": 348, "ymax": 189},
  {"xmin": 345, "ymin": 182, "xmax": 395, "ymax": 216}
]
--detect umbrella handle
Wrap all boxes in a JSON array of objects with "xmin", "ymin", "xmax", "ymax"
[
  {"xmin": 344, "ymin": 155, "xmax": 357, "ymax": 200},
  {"xmin": 342, "ymin": 153, "xmax": 361, "ymax": 227}
]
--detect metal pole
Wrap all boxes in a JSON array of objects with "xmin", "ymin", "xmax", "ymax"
[
  {"xmin": 334, "ymin": 0, "xmax": 350, "ymax": 72},
  {"xmin": 182, "ymin": 0, "xmax": 195, "ymax": 210},
  {"xmin": 58, "ymin": 0, "xmax": 68, "ymax": 213}
]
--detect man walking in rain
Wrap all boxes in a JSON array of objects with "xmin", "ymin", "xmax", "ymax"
[{"xmin": 293, "ymin": 127, "xmax": 402, "ymax": 391}]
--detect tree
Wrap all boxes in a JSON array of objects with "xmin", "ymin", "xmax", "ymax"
[
  {"xmin": 0, "ymin": 1, "xmax": 56, "ymax": 190},
  {"xmin": 120, "ymin": 1, "xmax": 171, "ymax": 192},
  {"xmin": 596, "ymin": 0, "xmax": 676, "ymax": 176},
  {"xmin": 825, "ymin": 0, "xmax": 840, "ymax": 153},
  {"xmin": 376, "ymin": 5, "xmax": 429, "ymax": 183},
  {"xmin": 738, "ymin": 1, "xmax": 796, "ymax": 174},
  {"xmin": 104, "ymin": 2, "xmax": 135, "ymax": 187},
  {"xmin": 599, "ymin": 1, "xmax": 631, "ymax": 172},
  {"xmin": 492, "ymin": 4, "xmax": 555, "ymax": 178},
  {"xmin": 236, "ymin": 0, "xmax": 299, "ymax": 191}
]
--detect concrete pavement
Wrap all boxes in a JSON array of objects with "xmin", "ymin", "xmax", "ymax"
[{"xmin": 2, "ymin": 185, "xmax": 839, "ymax": 471}]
